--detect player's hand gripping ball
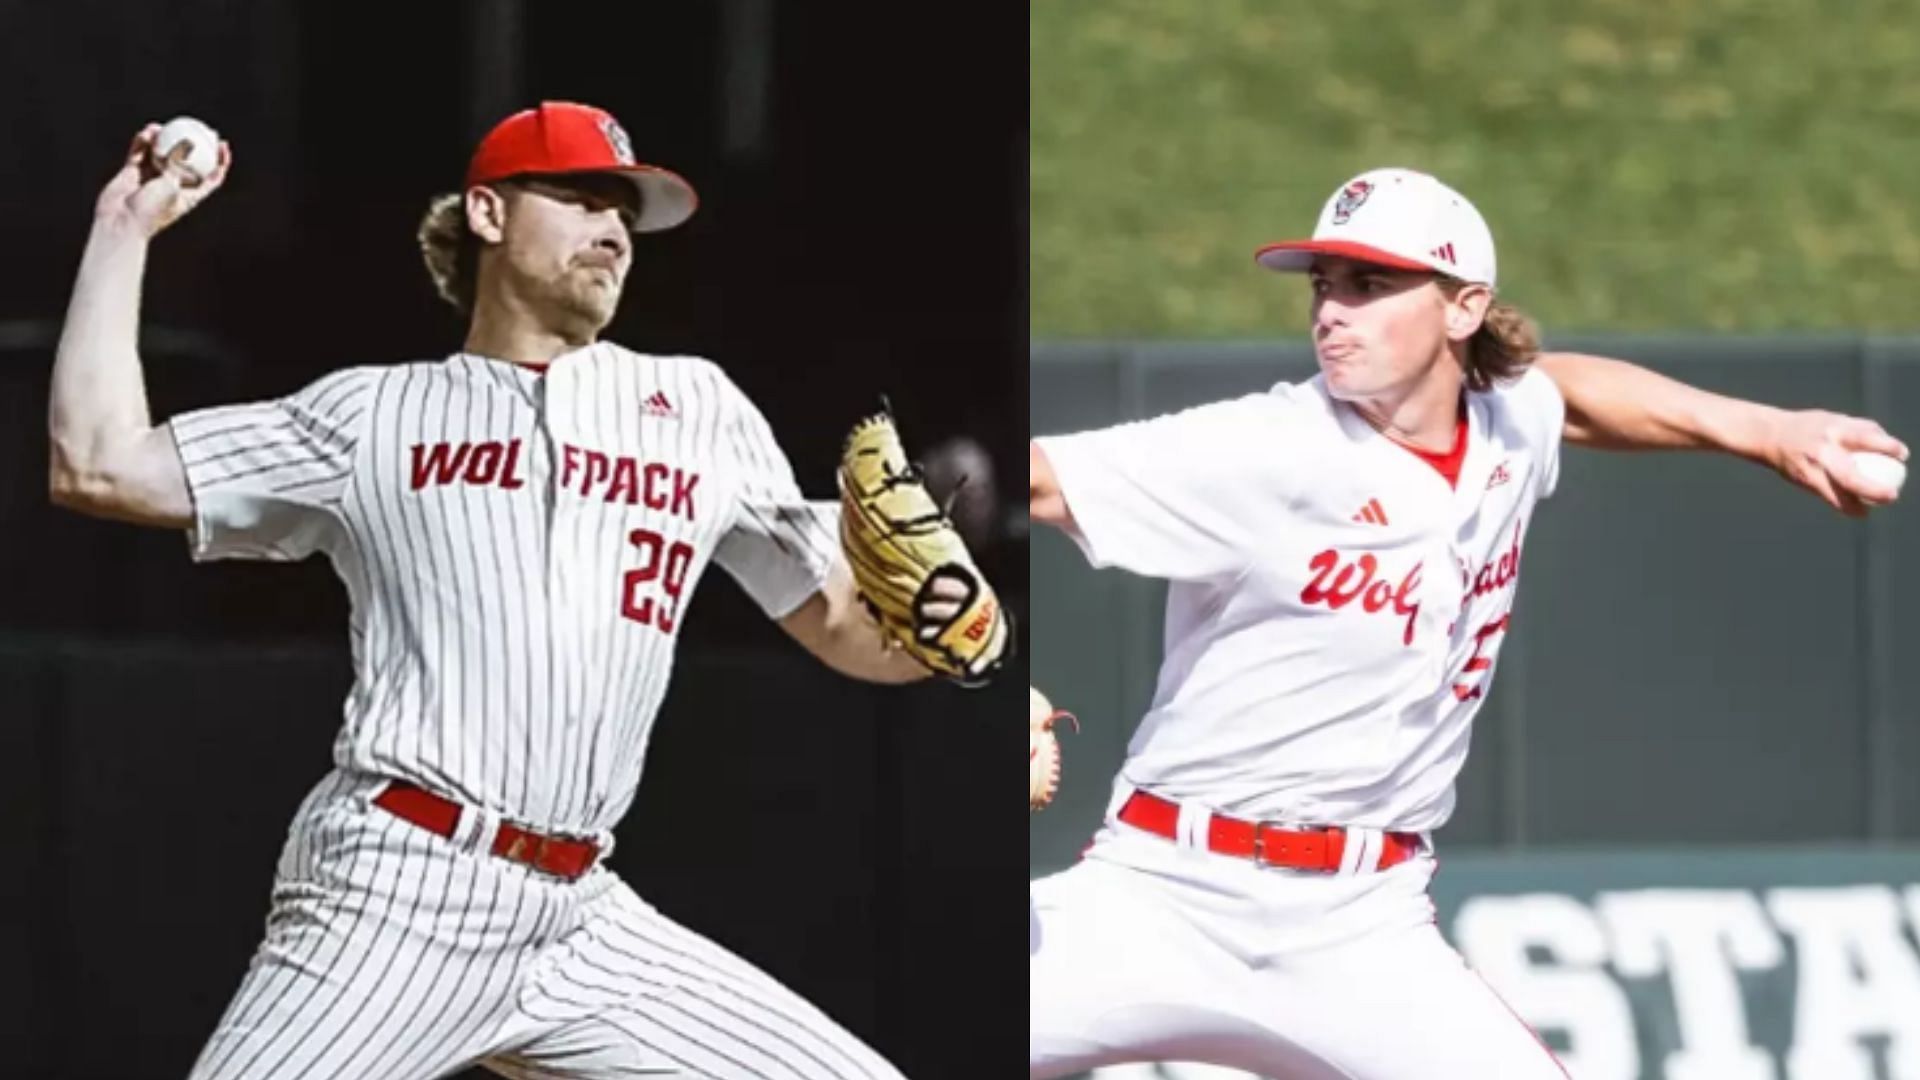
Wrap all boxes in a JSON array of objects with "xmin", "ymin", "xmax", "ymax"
[
  {"xmin": 1030, "ymin": 687, "xmax": 1076, "ymax": 812},
  {"xmin": 1852, "ymin": 451, "xmax": 1907, "ymax": 499},
  {"xmin": 97, "ymin": 118, "xmax": 232, "ymax": 240},
  {"xmin": 838, "ymin": 409, "xmax": 1011, "ymax": 685}
]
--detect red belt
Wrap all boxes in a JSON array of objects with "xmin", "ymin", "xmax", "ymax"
[
  {"xmin": 373, "ymin": 781, "xmax": 601, "ymax": 882},
  {"xmin": 1117, "ymin": 790, "xmax": 1420, "ymax": 873}
]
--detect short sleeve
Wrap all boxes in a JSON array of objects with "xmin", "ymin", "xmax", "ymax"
[
  {"xmin": 1505, "ymin": 367, "xmax": 1567, "ymax": 499},
  {"xmin": 1035, "ymin": 396, "xmax": 1275, "ymax": 581},
  {"xmin": 710, "ymin": 378, "xmax": 839, "ymax": 619},
  {"xmin": 167, "ymin": 366, "xmax": 379, "ymax": 562}
]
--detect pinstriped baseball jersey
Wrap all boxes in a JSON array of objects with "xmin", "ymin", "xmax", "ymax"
[{"xmin": 168, "ymin": 343, "xmax": 839, "ymax": 836}]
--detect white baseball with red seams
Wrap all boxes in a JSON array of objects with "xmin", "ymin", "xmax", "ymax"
[
  {"xmin": 153, "ymin": 116, "xmax": 220, "ymax": 182},
  {"xmin": 1852, "ymin": 449, "xmax": 1907, "ymax": 496},
  {"xmin": 1029, "ymin": 167, "xmax": 1575, "ymax": 1080}
]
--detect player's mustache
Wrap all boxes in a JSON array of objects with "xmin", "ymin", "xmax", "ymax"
[{"xmin": 574, "ymin": 248, "xmax": 624, "ymax": 272}]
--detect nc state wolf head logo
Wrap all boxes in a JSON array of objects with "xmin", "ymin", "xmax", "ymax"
[
  {"xmin": 598, "ymin": 116, "xmax": 637, "ymax": 165},
  {"xmin": 1331, "ymin": 179, "xmax": 1374, "ymax": 225}
]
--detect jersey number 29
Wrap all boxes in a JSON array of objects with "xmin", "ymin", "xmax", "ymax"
[{"xmin": 622, "ymin": 527, "xmax": 694, "ymax": 633}]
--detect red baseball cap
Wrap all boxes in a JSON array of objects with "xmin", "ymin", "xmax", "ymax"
[{"xmin": 465, "ymin": 101, "xmax": 698, "ymax": 233}]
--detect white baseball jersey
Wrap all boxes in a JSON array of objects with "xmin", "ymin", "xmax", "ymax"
[
  {"xmin": 1035, "ymin": 367, "xmax": 1565, "ymax": 833},
  {"xmin": 168, "ymin": 344, "xmax": 839, "ymax": 837}
]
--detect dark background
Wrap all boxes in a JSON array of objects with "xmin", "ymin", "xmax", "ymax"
[{"xmin": 0, "ymin": 3, "xmax": 1025, "ymax": 1077}]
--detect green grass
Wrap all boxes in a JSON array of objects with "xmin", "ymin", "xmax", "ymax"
[{"xmin": 1031, "ymin": 1, "xmax": 1920, "ymax": 336}]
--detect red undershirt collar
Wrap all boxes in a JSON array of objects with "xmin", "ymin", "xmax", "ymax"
[{"xmin": 1379, "ymin": 399, "xmax": 1470, "ymax": 489}]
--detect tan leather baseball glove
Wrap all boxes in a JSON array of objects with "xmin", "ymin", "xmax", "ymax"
[{"xmin": 838, "ymin": 410, "xmax": 1011, "ymax": 685}]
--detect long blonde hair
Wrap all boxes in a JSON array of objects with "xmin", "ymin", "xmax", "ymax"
[
  {"xmin": 1442, "ymin": 280, "xmax": 1541, "ymax": 391},
  {"xmin": 417, "ymin": 192, "xmax": 478, "ymax": 315}
]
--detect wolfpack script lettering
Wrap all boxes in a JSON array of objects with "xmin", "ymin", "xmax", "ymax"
[
  {"xmin": 1299, "ymin": 520, "xmax": 1529, "ymax": 648},
  {"xmin": 1300, "ymin": 552, "xmax": 1424, "ymax": 646}
]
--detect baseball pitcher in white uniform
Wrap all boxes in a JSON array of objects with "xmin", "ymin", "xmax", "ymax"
[
  {"xmin": 1026, "ymin": 168, "xmax": 1907, "ymax": 1079},
  {"xmin": 48, "ymin": 101, "xmax": 1007, "ymax": 1079}
]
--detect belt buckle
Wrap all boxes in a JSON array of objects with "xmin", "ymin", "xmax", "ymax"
[
  {"xmin": 1250, "ymin": 820, "xmax": 1289, "ymax": 869},
  {"xmin": 1250, "ymin": 824, "xmax": 1275, "ymax": 868},
  {"xmin": 503, "ymin": 831, "xmax": 555, "ymax": 872},
  {"xmin": 1250, "ymin": 821, "xmax": 1330, "ymax": 871}
]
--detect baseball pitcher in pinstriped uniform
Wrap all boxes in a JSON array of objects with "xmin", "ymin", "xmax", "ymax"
[{"xmin": 48, "ymin": 101, "xmax": 1005, "ymax": 1079}]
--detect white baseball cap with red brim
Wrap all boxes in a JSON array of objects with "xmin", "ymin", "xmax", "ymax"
[
  {"xmin": 1254, "ymin": 167, "xmax": 1497, "ymax": 288},
  {"xmin": 466, "ymin": 101, "xmax": 698, "ymax": 233}
]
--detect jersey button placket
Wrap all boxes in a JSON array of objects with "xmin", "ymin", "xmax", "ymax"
[{"xmin": 541, "ymin": 364, "xmax": 579, "ymax": 825}]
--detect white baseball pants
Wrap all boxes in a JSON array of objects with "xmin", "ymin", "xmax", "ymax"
[{"xmin": 1030, "ymin": 822, "xmax": 1569, "ymax": 1080}]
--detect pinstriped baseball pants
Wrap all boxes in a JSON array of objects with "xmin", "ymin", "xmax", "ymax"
[{"xmin": 188, "ymin": 771, "xmax": 903, "ymax": 1080}]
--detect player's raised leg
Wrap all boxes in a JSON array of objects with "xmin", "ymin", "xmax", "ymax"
[
  {"xmin": 1031, "ymin": 848, "xmax": 1567, "ymax": 1080},
  {"xmin": 1031, "ymin": 858, "xmax": 1350, "ymax": 1080},
  {"xmin": 190, "ymin": 783, "xmax": 545, "ymax": 1080},
  {"xmin": 1266, "ymin": 917, "xmax": 1572, "ymax": 1080},
  {"xmin": 487, "ymin": 878, "xmax": 903, "ymax": 1080}
]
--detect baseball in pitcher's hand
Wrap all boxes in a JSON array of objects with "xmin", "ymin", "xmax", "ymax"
[
  {"xmin": 1763, "ymin": 409, "xmax": 1908, "ymax": 517},
  {"xmin": 94, "ymin": 124, "xmax": 233, "ymax": 238}
]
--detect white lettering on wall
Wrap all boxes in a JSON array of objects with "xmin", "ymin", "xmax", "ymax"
[
  {"xmin": 1768, "ymin": 886, "xmax": 1920, "ymax": 1080},
  {"xmin": 1597, "ymin": 889, "xmax": 1781, "ymax": 1080},
  {"xmin": 1454, "ymin": 893, "xmax": 1640, "ymax": 1080}
]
